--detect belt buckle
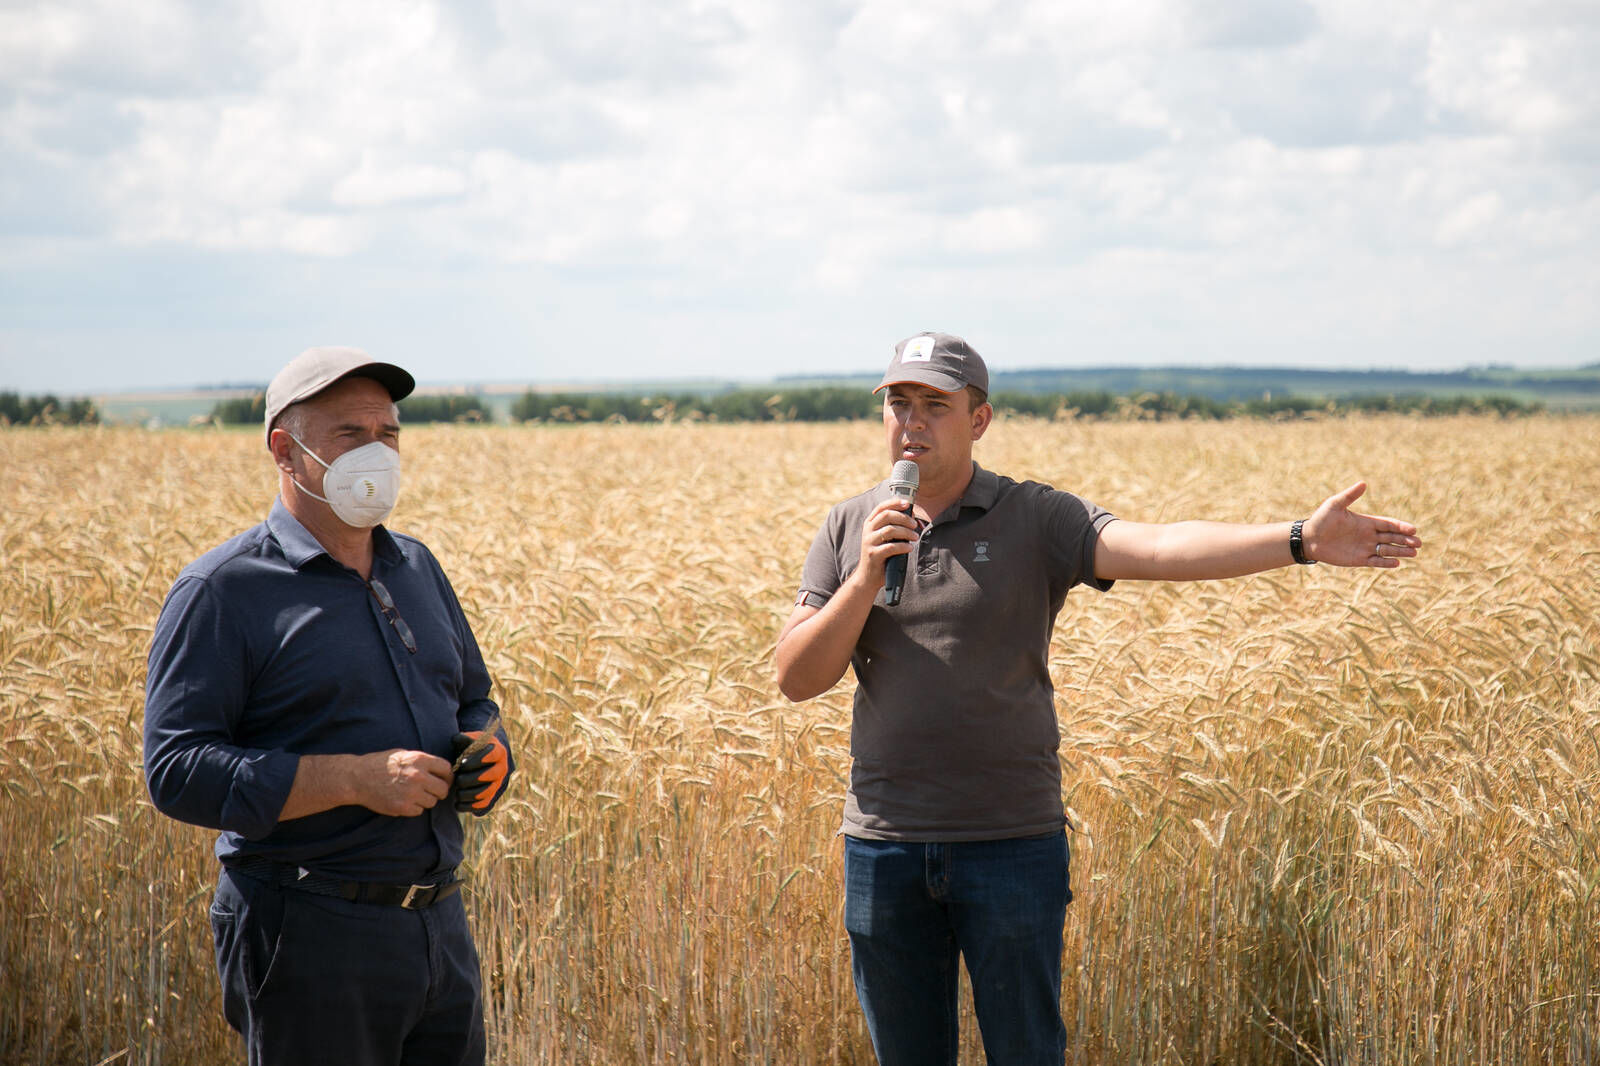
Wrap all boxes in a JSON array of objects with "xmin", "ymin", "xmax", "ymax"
[{"xmin": 401, "ymin": 883, "xmax": 431, "ymax": 909}]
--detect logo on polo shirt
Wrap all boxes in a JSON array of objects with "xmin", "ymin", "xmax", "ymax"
[
  {"xmin": 973, "ymin": 540, "xmax": 990, "ymax": 563},
  {"xmin": 901, "ymin": 336, "xmax": 935, "ymax": 363}
]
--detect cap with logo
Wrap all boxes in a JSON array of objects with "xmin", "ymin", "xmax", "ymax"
[
  {"xmin": 874, "ymin": 332, "xmax": 989, "ymax": 396},
  {"xmin": 264, "ymin": 346, "xmax": 416, "ymax": 444}
]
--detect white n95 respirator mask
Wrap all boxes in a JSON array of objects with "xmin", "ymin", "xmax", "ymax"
[{"xmin": 288, "ymin": 434, "xmax": 402, "ymax": 528}]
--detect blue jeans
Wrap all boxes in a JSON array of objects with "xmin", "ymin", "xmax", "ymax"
[{"xmin": 844, "ymin": 832, "xmax": 1071, "ymax": 1066}]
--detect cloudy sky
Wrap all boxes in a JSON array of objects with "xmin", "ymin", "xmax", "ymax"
[{"xmin": 2, "ymin": 0, "xmax": 1596, "ymax": 393}]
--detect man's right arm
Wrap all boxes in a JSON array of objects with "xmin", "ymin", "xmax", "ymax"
[
  {"xmin": 774, "ymin": 578, "xmax": 878, "ymax": 702},
  {"xmin": 144, "ymin": 576, "xmax": 299, "ymax": 837},
  {"xmin": 145, "ymin": 576, "xmax": 454, "ymax": 835},
  {"xmin": 278, "ymin": 750, "xmax": 454, "ymax": 820},
  {"xmin": 774, "ymin": 499, "xmax": 918, "ymax": 702}
]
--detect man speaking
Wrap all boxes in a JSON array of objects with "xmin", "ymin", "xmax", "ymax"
[
  {"xmin": 775, "ymin": 331, "xmax": 1421, "ymax": 1065},
  {"xmin": 144, "ymin": 347, "xmax": 513, "ymax": 1065}
]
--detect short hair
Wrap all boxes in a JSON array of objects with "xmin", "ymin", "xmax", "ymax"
[
  {"xmin": 273, "ymin": 402, "xmax": 310, "ymax": 442},
  {"xmin": 965, "ymin": 385, "xmax": 989, "ymax": 411}
]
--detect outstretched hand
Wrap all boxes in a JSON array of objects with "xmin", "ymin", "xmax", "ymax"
[{"xmin": 1303, "ymin": 482, "xmax": 1422, "ymax": 568}]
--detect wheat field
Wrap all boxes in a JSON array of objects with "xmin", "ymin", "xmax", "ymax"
[{"xmin": 1, "ymin": 414, "xmax": 1597, "ymax": 1065}]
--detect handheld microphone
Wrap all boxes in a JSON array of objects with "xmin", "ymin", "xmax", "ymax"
[{"xmin": 883, "ymin": 460, "xmax": 919, "ymax": 606}]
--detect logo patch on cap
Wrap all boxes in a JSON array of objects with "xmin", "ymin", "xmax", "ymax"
[{"xmin": 901, "ymin": 336, "xmax": 935, "ymax": 363}]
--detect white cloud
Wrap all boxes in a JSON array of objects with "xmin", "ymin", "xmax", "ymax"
[
  {"xmin": 330, "ymin": 156, "xmax": 467, "ymax": 208},
  {"xmin": 1434, "ymin": 192, "xmax": 1504, "ymax": 246},
  {"xmin": 1181, "ymin": 0, "xmax": 1318, "ymax": 50},
  {"xmin": 0, "ymin": 0, "xmax": 1596, "ymax": 390}
]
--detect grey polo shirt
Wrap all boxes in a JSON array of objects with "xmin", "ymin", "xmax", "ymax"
[{"xmin": 796, "ymin": 463, "xmax": 1116, "ymax": 841}]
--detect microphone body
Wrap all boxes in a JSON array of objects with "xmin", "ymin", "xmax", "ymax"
[{"xmin": 883, "ymin": 460, "xmax": 919, "ymax": 606}]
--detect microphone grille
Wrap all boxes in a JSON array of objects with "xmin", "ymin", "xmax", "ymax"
[{"xmin": 889, "ymin": 459, "xmax": 919, "ymax": 489}]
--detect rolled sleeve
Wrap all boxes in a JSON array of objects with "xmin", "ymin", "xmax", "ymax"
[
  {"xmin": 794, "ymin": 507, "xmax": 850, "ymax": 610},
  {"xmin": 1040, "ymin": 487, "xmax": 1117, "ymax": 593},
  {"xmin": 144, "ymin": 577, "xmax": 299, "ymax": 838}
]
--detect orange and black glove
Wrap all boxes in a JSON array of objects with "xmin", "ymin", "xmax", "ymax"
[{"xmin": 449, "ymin": 731, "xmax": 510, "ymax": 815}]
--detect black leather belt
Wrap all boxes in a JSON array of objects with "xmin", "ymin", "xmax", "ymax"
[{"xmin": 227, "ymin": 857, "xmax": 462, "ymax": 910}]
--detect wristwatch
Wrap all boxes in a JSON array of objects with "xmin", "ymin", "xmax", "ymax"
[{"xmin": 1289, "ymin": 520, "xmax": 1315, "ymax": 565}]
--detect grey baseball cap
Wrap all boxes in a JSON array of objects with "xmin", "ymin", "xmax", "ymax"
[
  {"xmin": 874, "ymin": 332, "xmax": 989, "ymax": 396},
  {"xmin": 264, "ymin": 346, "xmax": 415, "ymax": 444}
]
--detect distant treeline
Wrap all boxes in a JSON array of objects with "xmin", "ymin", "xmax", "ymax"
[
  {"xmin": 508, "ymin": 387, "xmax": 1540, "ymax": 423},
  {"xmin": 401, "ymin": 395, "xmax": 492, "ymax": 422},
  {"xmin": 990, "ymin": 390, "xmax": 1540, "ymax": 420},
  {"xmin": 91, "ymin": 385, "xmax": 1544, "ymax": 430},
  {"xmin": 978, "ymin": 363, "xmax": 1600, "ymax": 402},
  {"xmin": 209, "ymin": 394, "xmax": 265, "ymax": 424},
  {"xmin": 208, "ymin": 393, "xmax": 492, "ymax": 425},
  {"xmin": 509, "ymin": 387, "xmax": 876, "ymax": 423},
  {"xmin": 0, "ymin": 391, "xmax": 99, "ymax": 426}
]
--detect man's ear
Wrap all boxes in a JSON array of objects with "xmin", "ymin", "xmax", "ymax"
[
  {"xmin": 970, "ymin": 402, "xmax": 993, "ymax": 442},
  {"xmin": 268, "ymin": 427, "xmax": 298, "ymax": 476}
]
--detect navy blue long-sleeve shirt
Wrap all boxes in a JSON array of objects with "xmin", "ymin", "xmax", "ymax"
[{"xmin": 144, "ymin": 499, "xmax": 510, "ymax": 883}]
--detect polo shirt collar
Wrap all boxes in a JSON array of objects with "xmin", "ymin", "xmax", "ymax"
[
  {"xmin": 266, "ymin": 497, "xmax": 406, "ymax": 571},
  {"xmin": 919, "ymin": 463, "xmax": 1000, "ymax": 526},
  {"xmin": 962, "ymin": 463, "xmax": 1000, "ymax": 512}
]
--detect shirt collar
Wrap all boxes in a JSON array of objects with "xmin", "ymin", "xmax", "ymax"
[
  {"xmin": 266, "ymin": 497, "xmax": 406, "ymax": 571},
  {"xmin": 878, "ymin": 462, "xmax": 1000, "ymax": 525},
  {"xmin": 961, "ymin": 463, "xmax": 1000, "ymax": 512},
  {"xmin": 927, "ymin": 462, "xmax": 999, "ymax": 525}
]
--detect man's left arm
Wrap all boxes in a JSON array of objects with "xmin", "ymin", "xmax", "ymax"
[{"xmin": 1094, "ymin": 481, "xmax": 1422, "ymax": 582}]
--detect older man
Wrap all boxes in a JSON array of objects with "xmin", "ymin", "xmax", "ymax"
[
  {"xmin": 775, "ymin": 332, "xmax": 1422, "ymax": 1066},
  {"xmin": 145, "ymin": 347, "xmax": 513, "ymax": 1065}
]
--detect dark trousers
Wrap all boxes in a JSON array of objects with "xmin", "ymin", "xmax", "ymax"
[
  {"xmin": 844, "ymin": 832, "xmax": 1072, "ymax": 1066},
  {"xmin": 209, "ymin": 868, "xmax": 486, "ymax": 1066}
]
